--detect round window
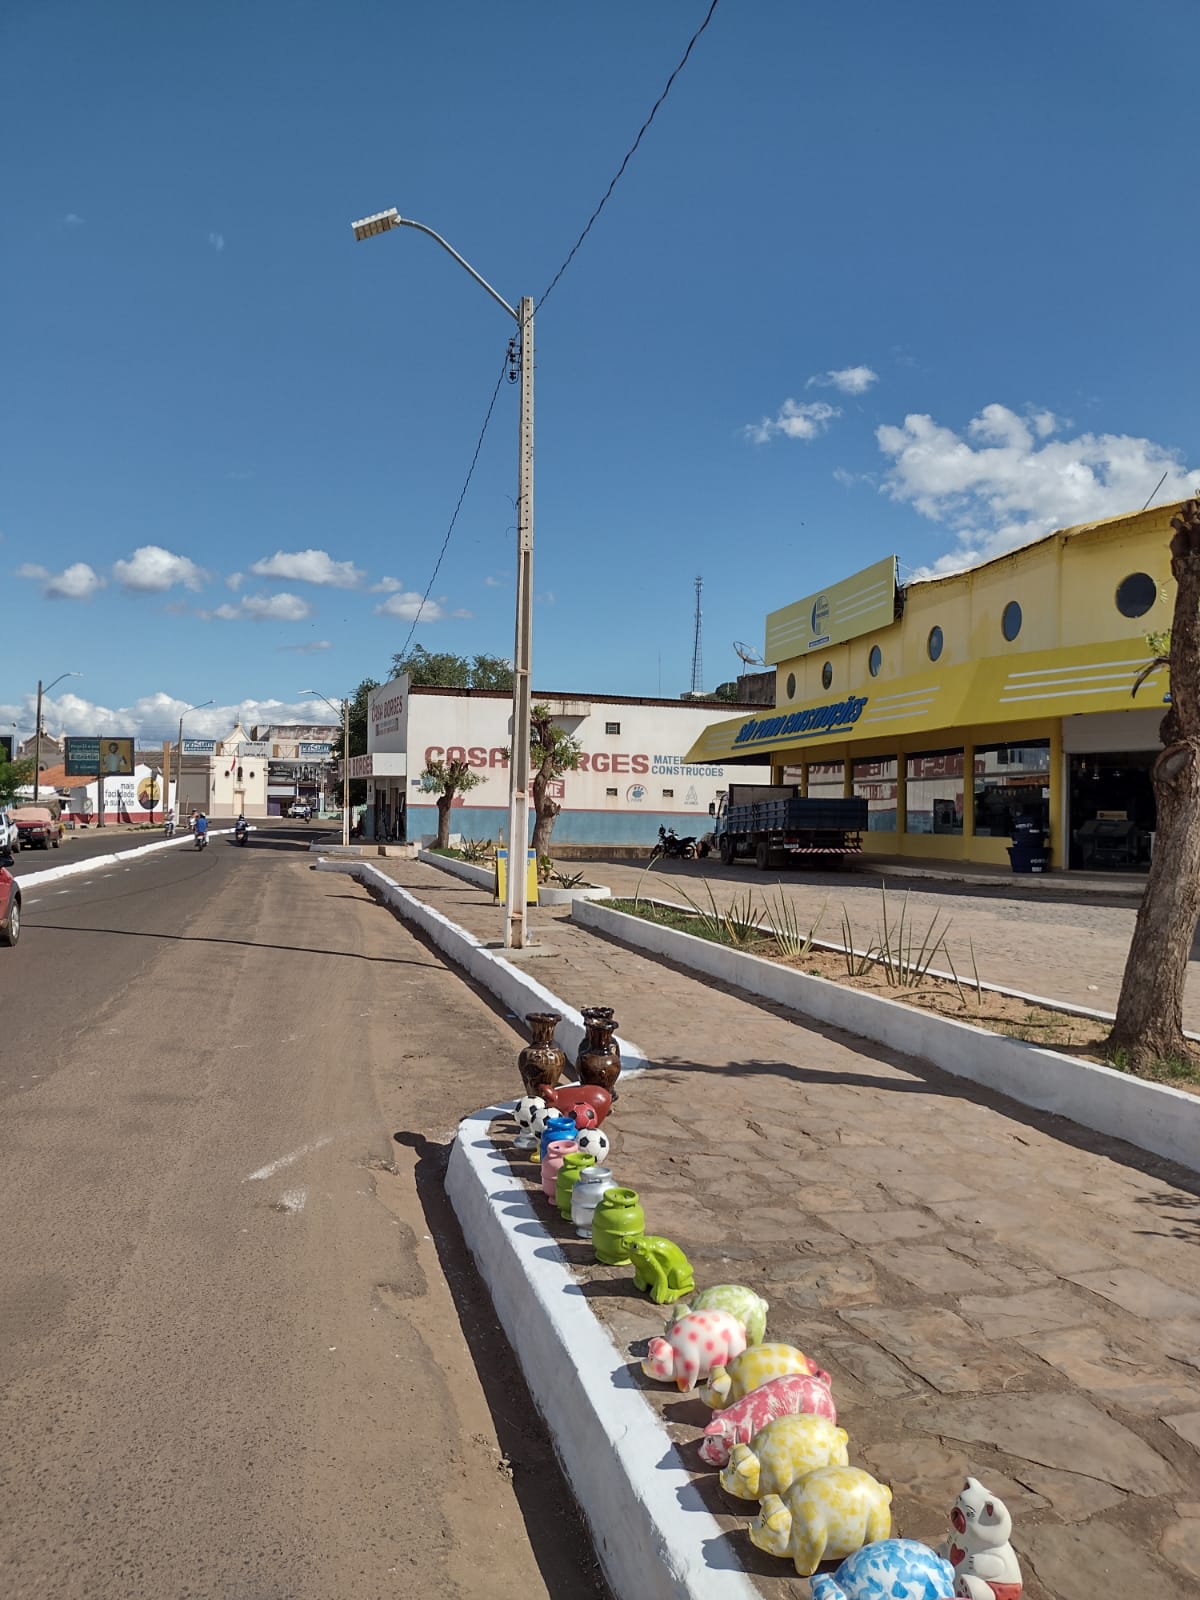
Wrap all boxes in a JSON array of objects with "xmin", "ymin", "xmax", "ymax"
[
  {"xmin": 1002, "ymin": 601, "xmax": 1022, "ymax": 642},
  {"xmin": 786, "ymin": 672, "xmax": 796, "ymax": 700},
  {"xmin": 821, "ymin": 661, "xmax": 833, "ymax": 691},
  {"xmin": 868, "ymin": 645, "xmax": 882, "ymax": 677},
  {"xmin": 927, "ymin": 626, "xmax": 944, "ymax": 662},
  {"xmin": 1115, "ymin": 572, "xmax": 1157, "ymax": 619}
]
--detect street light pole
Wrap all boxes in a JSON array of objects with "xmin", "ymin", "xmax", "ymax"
[
  {"xmin": 350, "ymin": 207, "xmax": 534, "ymax": 947},
  {"xmin": 175, "ymin": 700, "xmax": 214, "ymax": 824},
  {"xmin": 300, "ymin": 691, "xmax": 350, "ymax": 847},
  {"xmin": 33, "ymin": 671, "xmax": 82, "ymax": 802}
]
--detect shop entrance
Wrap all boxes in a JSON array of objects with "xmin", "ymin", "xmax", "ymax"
[{"xmin": 1068, "ymin": 752, "xmax": 1156, "ymax": 869}]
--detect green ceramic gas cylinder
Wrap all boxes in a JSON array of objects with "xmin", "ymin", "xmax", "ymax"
[
  {"xmin": 556, "ymin": 1150, "xmax": 597, "ymax": 1219},
  {"xmin": 592, "ymin": 1186, "xmax": 645, "ymax": 1265}
]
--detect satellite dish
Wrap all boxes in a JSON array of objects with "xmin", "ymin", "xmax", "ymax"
[{"xmin": 733, "ymin": 640, "xmax": 765, "ymax": 667}]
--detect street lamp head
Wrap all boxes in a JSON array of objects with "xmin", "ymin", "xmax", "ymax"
[{"xmin": 351, "ymin": 208, "xmax": 401, "ymax": 242}]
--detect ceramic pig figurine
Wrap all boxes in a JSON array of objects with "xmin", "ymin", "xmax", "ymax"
[
  {"xmin": 720, "ymin": 1413, "xmax": 850, "ymax": 1502},
  {"xmin": 671, "ymin": 1285, "xmax": 769, "ymax": 1346},
  {"xmin": 941, "ymin": 1479, "xmax": 1022, "ymax": 1600},
  {"xmin": 701, "ymin": 1343, "xmax": 823, "ymax": 1410},
  {"xmin": 750, "ymin": 1465, "xmax": 893, "ymax": 1578},
  {"xmin": 699, "ymin": 1370, "xmax": 837, "ymax": 1468},
  {"xmin": 627, "ymin": 1236, "xmax": 695, "ymax": 1304},
  {"xmin": 641, "ymin": 1310, "xmax": 748, "ymax": 1392},
  {"xmin": 543, "ymin": 1083, "xmax": 612, "ymax": 1126},
  {"xmin": 513, "ymin": 1096, "xmax": 546, "ymax": 1149},
  {"xmin": 808, "ymin": 1539, "xmax": 955, "ymax": 1600}
]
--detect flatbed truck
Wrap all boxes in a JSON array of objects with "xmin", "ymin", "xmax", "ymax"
[{"xmin": 711, "ymin": 783, "xmax": 868, "ymax": 870}]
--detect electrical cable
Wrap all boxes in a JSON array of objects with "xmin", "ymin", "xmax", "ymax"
[
  {"xmin": 393, "ymin": 350, "xmax": 510, "ymax": 661},
  {"xmin": 537, "ymin": 0, "xmax": 722, "ymax": 312}
]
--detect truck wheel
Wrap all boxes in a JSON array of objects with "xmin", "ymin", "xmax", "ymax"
[
  {"xmin": 719, "ymin": 834, "xmax": 734, "ymax": 866},
  {"xmin": 755, "ymin": 842, "xmax": 771, "ymax": 871}
]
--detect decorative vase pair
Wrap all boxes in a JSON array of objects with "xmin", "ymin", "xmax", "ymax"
[{"xmin": 516, "ymin": 1008, "xmax": 622, "ymax": 1100}]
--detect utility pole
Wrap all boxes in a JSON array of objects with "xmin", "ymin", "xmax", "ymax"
[
  {"xmin": 506, "ymin": 299, "xmax": 534, "ymax": 949},
  {"xmin": 33, "ymin": 680, "xmax": 43, "ymax": 803}
]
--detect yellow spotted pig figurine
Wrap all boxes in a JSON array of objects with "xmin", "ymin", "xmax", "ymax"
[
  {"xmin": 750, "ymin": 1464, "xmax": 893, "ymax": 1578},
  {"xmin": 701, "ymin": 1343, "xmax": 823, "ymax": 1410},
  {"xmin": 720, "ymin": 1414, "xmax": 850, "ymax": 1501}
]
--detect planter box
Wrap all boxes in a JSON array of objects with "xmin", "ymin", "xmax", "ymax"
[
  {"xmin": 537, "ymin": 884, "xmax": 612, "ymax": 906},
  {"xmin": 571, "ymin": 899, "xmax": 1200, "ymax": 1176},
  {"xmin": 417, "ymin": 848, "xmax": 495, "ymax": 890}
]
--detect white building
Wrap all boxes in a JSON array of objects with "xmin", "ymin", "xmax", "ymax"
[{"xmin": 353, "ymin": 676, "xmax": 772, "ymax": 846}]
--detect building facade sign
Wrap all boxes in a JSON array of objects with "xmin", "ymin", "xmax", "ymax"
[
  {"xmin": 181, "ymin": 738, "xmax": 217, "ymax": 755},
  {"xmin": 765, "ymin": 555, "xmax": 897, "ymax": 661},
  {"xmin": 298, "ymin": 742, "xmax": 331, "ymax": 757}
]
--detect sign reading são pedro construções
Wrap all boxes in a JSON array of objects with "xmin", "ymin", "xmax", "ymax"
[{"xmin": 734, "ymin": 695, "xmax": 868, "ymax": 746}]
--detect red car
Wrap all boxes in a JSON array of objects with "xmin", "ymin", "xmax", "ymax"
[
  {"xmin": 11, "ymin": 805, "xmax": 63, "ymax": 849},
  {"xmin": 0, "ymin": 860, "xmax": 19, "ymax": 945}
]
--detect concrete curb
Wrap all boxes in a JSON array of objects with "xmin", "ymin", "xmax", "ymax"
[
  {"xmin": 15, "ymin": 830, "xmax": 230, "ymax": 889},
  {"xmin": 312, "ymin": 857, "xmax": 650, "ymax": 1073},
  {"xmin": 572, "ymin": 899, "xmax": 1200, "ymax": 1175},
  {"xmin": 445, "ymin": 1108, "xmax": 760, "ymax": 1600},
  {"xmin": 416, "ymin": 847, "xmax": 494, "ymax": 889}
]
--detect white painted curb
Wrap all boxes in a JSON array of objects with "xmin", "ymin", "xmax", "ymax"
[
  {"xmin": 16, "ymin": 830, "xmax": 231, "ymax": 889},
  {"xmin": 416, "ymin": 847, "xmax": 495, "ymax": 889},
  {"xmin": 446, "ymin": 1107, "xmax": 760, "ymax": 1600},
  {"xmin": 314, "ymin": 857, "xmax": 649, "ymax": 1073},
  {"xmin": 572, "ymin": 899, "xmax": 1200, "ymax": 1175}
]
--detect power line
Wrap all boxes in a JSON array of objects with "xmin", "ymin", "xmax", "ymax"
[
  {"xmin": 394, "ymin": 350, "xmax": 510, "ymax": 662},
  {"xmin": 536, "ymin": 0, "xmax": 722, "ymax": 312}
]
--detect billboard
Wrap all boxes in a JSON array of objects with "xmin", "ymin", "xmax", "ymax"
[
  {"xmin": 239, "ymin": 741, "xmax": 270, "ymax": 758},
  {"xmin": 181, "ymin": 738, "xmax": 216, "ymax": 755},
  {"xmin": 65, "ymin": 736, "xmax": 135, "ymax": 776},
  {"xmin": 765, "ymin": 555, "xmax": 898, "ymax": 662},
  {"xmin": 299, "ymin": 742, "xmax": 332, "ymax": 757}
]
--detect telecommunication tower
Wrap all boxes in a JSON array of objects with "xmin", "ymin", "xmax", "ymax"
[{"xmin": 689, "ymin": 576, "xmax": 704, "ymax": 695}]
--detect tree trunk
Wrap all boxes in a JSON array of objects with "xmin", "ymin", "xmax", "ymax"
[
  {"xmin": 1105, "ymin": 497, "xmax": 1200, "ymax": 1071},
  {"xmin": 435, "ymin": 792, "xmax": 453, "ymax": 848},
  {"xmin": 531, "ymin": 764, "xmax": 561, "ymax": 859}
]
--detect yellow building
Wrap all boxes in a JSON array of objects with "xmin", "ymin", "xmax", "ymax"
[{"xmin": 686, "ymin": 502, "xmax": 1183, "ymax": 872}]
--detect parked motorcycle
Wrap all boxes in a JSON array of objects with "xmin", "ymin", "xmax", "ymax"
[{"xmin": 650, "ymin": 824, "xmax": 708, "ymax": 862}]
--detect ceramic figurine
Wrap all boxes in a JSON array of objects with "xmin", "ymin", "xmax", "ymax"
[
  {"xmin": 555, "ymin": 1149, "xmax": 596, "ymax": 1219},
  {"xmin": 571, "ymin": 1165, "xmax": 617, "ymax": 1238},
  {"xmin": 720, "ymin": 1413, "xmax": 850, "ymax": 1502},
  {"xmin": 540, "ymin": 1139, "xmax": 578, "ymax": 1200},
  {"xmin": 699, "ymin": 1371, "xmax": 837, "ymax": 1467},
  {"xmin": 956, "ymin": 1582, "xmax": 1000, "ymax": 1600},
  {"xmin": 749, "ymin": 1465, "xmax": 894, "ymax": 1578},
  {"xmin": 808, "ymin": 1539, "xmax": 956, "ymax": 1600},
  {"xmin": 571, "ymin": 1102, "xmax": 600, "ymax": 1132},
  {"xmin": 701, "ymin": 1344, "xmax": 824, "ymax": 1411},
  {"xmin": 542, "ymin": 1083, "xmax": 612, "ymax": 1126},
  {"xmin": 513, "ymin": 1096, "xmax": 546, "ymax": 1150},
  {"xmin": 641, "ymin": 1310, "xmax": 748, "ymax": 1392},
  {"xmin": 576, "ymin": 1013, "xmax": 622, "ymax": 1098},
  {"xmin": 626, "ymin": 1236, "xmax": 696, "ymax": 1305},
  {"xmin": 517, "ymin": 1012, "xmax": 567, "ymax": 1096},
  {"xmin": 671, "ymin": 1285, "xmax": 769, "ymax": 1346},
  {"xmin": 591, "ymin": 1187, "xmax": 645, "ymax": 1265},
  {"xmin": 538, "ymin": 1113, "xmax": 578, "ymax": 1164},
  {"xmin": 940, "ymin": 1479, "xmax": 1022, "ymax": 1600},
  {"xmin": 573, "ymin": 1126, "xmax": 610, "ymax": 1165}
]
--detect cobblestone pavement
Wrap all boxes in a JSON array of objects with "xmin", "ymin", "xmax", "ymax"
[
  {"xmin": 387, "ymin": 859, "xmax": 1200, "ymax": 1599},
  {"xmin": 592, "ymin": 857, "xmax": 1200, "ymax": 1031}
]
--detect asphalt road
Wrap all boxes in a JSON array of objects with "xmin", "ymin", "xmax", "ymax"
[
  {"xmin": 1, "ymin": 826, "xmax": 606, "ymax": 1600},
  {"xmin": 5, "ymin": 818, "xmax": 316, "ymax": 879}
]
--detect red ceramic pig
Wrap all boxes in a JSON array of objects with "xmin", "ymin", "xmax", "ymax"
[{"xmin": 543, "ymin": 1083, "xmax": 612, "ymax": 1126}]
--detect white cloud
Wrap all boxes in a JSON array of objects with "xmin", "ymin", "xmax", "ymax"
[
  {"xmin": 226, "ymin": 571, "xmax": 244, "ymax": 591},
  {"xmin": 17, "ymin": 561, "xmax": 106, "ymax": 600},
  {"xmin": 484, "ymin": 575, "xmax": 505, "ymax": 588},
  {"xmin": 808, "ymin": 365, "xmax": 878, "ymax": 396},
  {"xmin": 208, "ymin": 232, "xmax": 225, "ymax": 252},
  {"xmin": 0, "ymin": 690, "xmax": 342, "ymax": 744},
  {"xmin": 63, "ymin": 213, "xmax": 85, "ymax": 228},
  {"xmin": 209, "ymin": 591, "xmax": 312, "ymax": 622},
  {"xmin": 744, "ymin": 399, "xmax": 840, "ymax": 445},
  {"xmin": 278, "ymin": 639, "xmax": 332, "ymax": 654},
  {"xmin": 451, "ymin": 608, "xmax": 474, "ymax": 619},
  {"xmin": 832, "ymin": 467, "xmax": 857, "ymax": 488},
  {"xmin": 250, "ymin": 548, "xmax": 364, "ymax": 588},
  {"xmin": 375, "ymin": 591, "xmax": 444, "ymax": 621},
  {"xmin": 877, "ymin": 402, "xmax": 1200, "ymax": 576},
  {"xmin": 372, "ymin": 575, "xmax": 404, "ymax": 593},
  {"xmin": 113, "ymin": 544, "xmax": 207, "ymax": 593}
]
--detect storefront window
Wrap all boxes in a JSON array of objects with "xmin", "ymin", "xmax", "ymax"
[
  {"xmin": 906, "ymin": 749, "xmax": 964, "ymax": 835},
  {"xmin": 974, "ymin": 741, "xmax": 1050, "ymax": 837},
  {"xmin": 852, "ymin": 756, "xmax": 897, "ymax": 832},
  {"xmin": 806, "ymin": 760, "xmax": 845, "ymax": 802}
]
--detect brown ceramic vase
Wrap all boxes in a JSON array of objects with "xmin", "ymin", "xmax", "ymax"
[
  {"xmin": 576, "ymin": 1014, "xmax": 622, "ymax": 1099},
  {"xmin": 518, "ymin": 1012, "xmax": 568, "ymax": 1096}
]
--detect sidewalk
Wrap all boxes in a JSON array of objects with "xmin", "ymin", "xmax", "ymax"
[{"xmin": 386, "ymin": 859, "xmax": 1200, "ymax": 1599}]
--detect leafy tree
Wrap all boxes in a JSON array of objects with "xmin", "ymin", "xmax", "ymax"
[
  {"xmin": 391, "ymin": 646, "xmax": 513, "ymax": 690},
  {"xmin": 420, "ymin": 757, "xmax": 484, "ymax": 848},
  {"xmin": 1106, "ymin": 495, "xmax": 1200, "ymax": 1071},
  {"xmin": 0, "ymin": 757, "xmax": 35, "ymax": 807},
  {"xmin": 713, "ymin": 680, "xmax": 740, "ymax": 703},
  {"xmin": 529, "ymin": 704, "xmax": 583, "ymax": 858}
]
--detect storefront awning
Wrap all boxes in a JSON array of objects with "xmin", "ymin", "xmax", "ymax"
[{"xmin": 685, "ymin": 639, "xmax": 1169, "ymax": 762}]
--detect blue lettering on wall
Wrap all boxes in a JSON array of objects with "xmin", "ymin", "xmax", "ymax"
[{"xmin": 734, "ymin": 695, "xmax": 867, "ymax": 745}]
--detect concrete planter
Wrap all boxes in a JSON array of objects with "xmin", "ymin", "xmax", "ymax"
[
  {"xmin": 537, "ymin": 884, "xmax": 612, "ymax": 906},
  {"xmin": 571, "ymin": 898, "xmax": 1200, "ymax": 1176},
  {"xmin": 417, "ymin": 848, "xmax": 495, "ymax": 889}
]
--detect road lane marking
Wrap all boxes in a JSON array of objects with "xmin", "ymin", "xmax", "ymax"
[{"xmin": 244, "ymin": 1135, "xmax": 333, "ymax": 1182}]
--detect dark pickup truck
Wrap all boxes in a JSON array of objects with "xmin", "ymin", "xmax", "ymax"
[{"xmin": 711, "ymin": 783, "xmax": 867, "ymax": 870}]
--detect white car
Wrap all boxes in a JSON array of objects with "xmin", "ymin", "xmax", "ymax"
[
  {"xmin": 0, "ymin": 808, "xmax": 17, "ymax": 854},
  {"xmin": 291, "ymin": 802, "xmax": 312, "ymax": 821}
]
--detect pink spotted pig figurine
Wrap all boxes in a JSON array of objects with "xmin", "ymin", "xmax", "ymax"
[
  {"xmin": 698, "ymin": 1370, "xmax": 837, "ymax": 1468},
  {"xmin": 642, "ymin": 1310, "xmax": 747, "ymax": 1393}
]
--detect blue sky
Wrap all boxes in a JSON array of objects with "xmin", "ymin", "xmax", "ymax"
[{"xmin": 4, "ymin": 0, "xmax": 1198, "ymax": 745}]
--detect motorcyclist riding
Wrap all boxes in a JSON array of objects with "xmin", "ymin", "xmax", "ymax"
[
  {"xmin": 194, "ymin": 811, "xmax": 209, "ymax": 849},
  {"xmin": 235, "ymin": 814, "xmax": 248, "ymax": 843}
]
